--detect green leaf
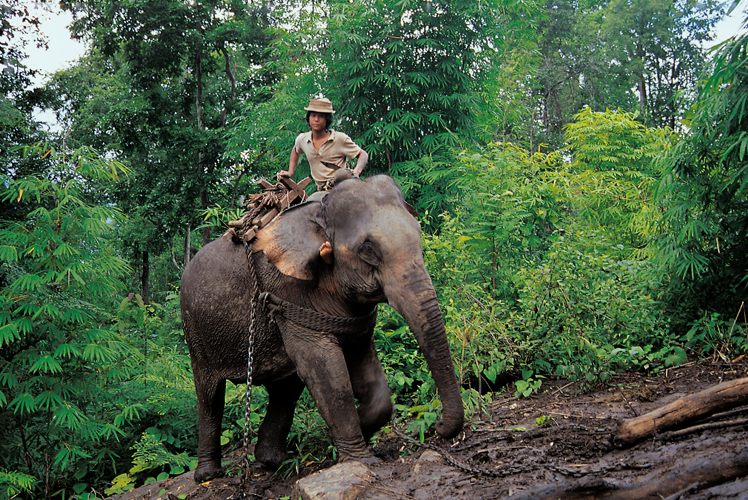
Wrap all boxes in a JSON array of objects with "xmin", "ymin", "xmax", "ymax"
[
  {"xmin": 664, "ymin": 347, "xmax": 688, "ymax": 367},
  {"xmin": 34, "ymin": 390, "xmax": 64, "ymax": 410},
  {"xmin": 13, "ymin": 273, "xmax": 43, "ymax": 292},
  {"xmin": 9, "ymin": 392, "xmax": 36, "ymax": 414},
  {"xmin": 0, "ymin": 323, "xmax": 21, "ymax": 347},
  {"xmin": 32, "ymin": 303, "xmax": 63, "ymax": 321},
  {"xmin": 53, "ymin": 402, "xmax": 87, "ymax": 431},
  {"xmin": 82, "ymin": 342, "xmax": 112, "ymax": 363},
  {"xmin": 30, "ymin": 355, "xmax": 64, "ymax": 374},
  {"xmin": 54, "ymin": 343, "xmax": 82, "ymax": 359},
  {"xmin": 0, "ymin": 245, "xmax": 19, "ymax": 262}
]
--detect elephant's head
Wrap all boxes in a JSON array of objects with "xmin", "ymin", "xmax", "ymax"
[{"xmin": 253, "ymin": 170, "xmax": 464, "ymax": 439}]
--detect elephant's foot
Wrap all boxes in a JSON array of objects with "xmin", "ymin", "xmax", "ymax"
[
  {"xmin": 338, "ymin": 448, "xmax": 382, "ymax": 466},
  {"xmin": 194, "ymin": 462, "xmax": 224, "ymax": 483},
  {"xmin": 359, "ymin": 398, "xmax": 393, "ymax": 443},
  {"xmin": 255, "ymin": 440, "xmax": 289, "ymax": 469}
]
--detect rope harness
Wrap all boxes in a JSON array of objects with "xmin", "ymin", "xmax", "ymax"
[{"xmin": 261, "ymin": 292, "xmax": 377, "ymax": 337}]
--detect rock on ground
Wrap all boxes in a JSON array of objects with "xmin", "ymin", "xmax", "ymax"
[{"xmin": 294, "ymin": 461, "xmax": 374, "ymax": 500}]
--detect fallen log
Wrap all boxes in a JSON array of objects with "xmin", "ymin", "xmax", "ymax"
[
  {"xmin": 660, "ymin": 416, "xmax": 748, "ymax": 441},
  {"xmin": 506, "ymin": 447, "xmax": 748, "ymax": 500},
  {"xmin": 613, "ymin": 377, "xmax": 748, "ymax": 447}
]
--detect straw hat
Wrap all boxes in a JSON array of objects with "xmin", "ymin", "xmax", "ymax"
[{"xmin": 304, "ymin": 97, "xmax": 336, "ymax": 114}]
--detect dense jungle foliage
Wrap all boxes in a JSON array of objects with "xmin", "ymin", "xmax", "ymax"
[{"xmin": 1, "ymin": 0, "xmax": 747, "ymax": 497}]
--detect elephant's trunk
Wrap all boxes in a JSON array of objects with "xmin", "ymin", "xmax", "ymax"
[{"xmin": 387, "ymin": 271, "xmax": 464, "ymax": 439}]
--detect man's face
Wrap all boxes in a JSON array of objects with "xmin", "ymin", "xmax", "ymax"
[{"xmin": 309, "ymin": 112, "xmax": 328, "ymax": 131}]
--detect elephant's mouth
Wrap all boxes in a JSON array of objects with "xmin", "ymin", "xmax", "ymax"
[{"xmin": 340, "ymin": 271, "xmax": 384, "ymax": 304}]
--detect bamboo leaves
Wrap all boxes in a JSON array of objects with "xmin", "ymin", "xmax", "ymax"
[
  {"xmin": 652, "ymin": 24, "xmax": 748, "ymax": 287},
  {"xmin": 0, "ymin": 144, "xmax": 134, "ymax": 494}
]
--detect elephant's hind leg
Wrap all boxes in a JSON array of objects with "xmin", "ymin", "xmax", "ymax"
[
  {"xmin": 347, "ymin": 339, "xmax": 393, "ymax": 442},
  {"xmin": 255, "ymin": 374, "xmax": 305, "ymax": 468},
  {"xmin": 194, "ymin": 375, "xmax": 227, "ymax": 483}
]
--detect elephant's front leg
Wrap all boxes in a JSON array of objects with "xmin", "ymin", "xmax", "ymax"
[
  {"xmin": 281, "ymin": 331, "xmax": 375, "ymax": 463},
  {"xmin": 347, "ymin": 338, "xmax": 393, "ymax": 442}
]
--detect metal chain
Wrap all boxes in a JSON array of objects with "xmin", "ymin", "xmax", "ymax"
[
  {"xmin": 237, "ymin": 300, "xmax": 256, "ymax": 498},
  {"xmin": 236, "ymin": 206, "xmax": 264, "ymax": 500}
]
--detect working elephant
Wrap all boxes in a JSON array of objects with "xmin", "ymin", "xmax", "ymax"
[{"xmin": 180, "ymin": 170, "xmax": 464, "ymax": 482}]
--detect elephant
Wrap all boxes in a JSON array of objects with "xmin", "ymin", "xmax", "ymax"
[{"xmin": 180, "ymin": 170, "xmax": 464, "ymax": 482}]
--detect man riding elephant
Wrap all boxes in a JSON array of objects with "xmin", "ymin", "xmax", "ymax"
[{"xmin": 276, "ymin": 97, "xmax": 369, "ymax": 197}]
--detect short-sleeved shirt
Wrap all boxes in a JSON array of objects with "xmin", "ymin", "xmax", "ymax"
[{"xmin": 293, "ymin": 130, "xmax": 362, "ymax": 188}]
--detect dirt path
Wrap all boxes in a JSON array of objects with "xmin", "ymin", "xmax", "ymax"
[{"xmin": 109, "ymin": 358, "xmax": 748, "ymax": 500}]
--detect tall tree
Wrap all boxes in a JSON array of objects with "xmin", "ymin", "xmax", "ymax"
[
  {"xmin": 0, "ymin": 0, "xmax": 49, "ymax": 183},
  {"xmin": 530, "ymin": 0, "xmax": 723, "ymax": 147},
  {"xmin": 651, "ymin": 15, "xmax": 748, "ymax": 320},
  {"xmin": 532, "ymin": 0, "xmax": 613, "ymax": 146},
  {"xmin": 62, "ymin": 0, "xmax": 276, "ymax": 250},
  {"xmin": 324, "ymin": 0, "xmax": 539, "ymax": 172},
  {"xmin": 602, "ymin": 0, "xmax": 722, "ymax": 127},
  {"xmin": 49, "ymin": 0, "xmax": 278, "ymax": 300}
]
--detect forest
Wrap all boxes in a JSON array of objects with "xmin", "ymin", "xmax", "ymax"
[{"xmin": 1, "ymin": 0, "xmax": 747, "ymax": 498}]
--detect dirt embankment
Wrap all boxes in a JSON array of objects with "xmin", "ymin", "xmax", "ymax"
[{"xmin": 108, "ymin": 358, "xmax": 748, "ymax": 500}]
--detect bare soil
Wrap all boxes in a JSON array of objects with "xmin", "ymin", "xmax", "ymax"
[{"xmin": 110, "ymin": 357, "xmax": 748, "ymax": 500}]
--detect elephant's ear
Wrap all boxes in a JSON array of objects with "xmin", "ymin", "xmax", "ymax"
[{"xmin": 253, "ymin": 202, "xmax": 329, "ymax": 280}]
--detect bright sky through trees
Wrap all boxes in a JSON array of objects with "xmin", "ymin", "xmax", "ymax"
[{"xmin": 23, "ymin": 0, "xmax": 746, "ymax": 80}]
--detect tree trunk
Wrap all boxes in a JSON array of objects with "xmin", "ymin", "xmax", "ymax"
[
  {"xmin": 637, "ymin": 42, "xmax": 647, "ymax": 114},
  {"xmin": 201, "ymin": 190, "xmax": 210, "ymax": 247},
  {"xmin": 184, "ymin": 226, "xmax": 192, "ymax": 267},
  {"xmin": 613, "ymin": 377, "xmax": 748, "ymax": 447},
  {"xmin": 195, "ymin": 48, "xmax": 211, "ymax": 248},
  {"xmin": 141, "ymin": 250, "xmax": 150, "ymax": 304},
  {"xmin": 219, "ymin": 48, "xmax": 236, "ymax": 128},
  {"xmin": 508, "ymin": 448, "xmax": 748, "ymax": 500}
]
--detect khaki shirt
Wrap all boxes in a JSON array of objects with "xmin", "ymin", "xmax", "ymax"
[{"xmin": 293, "ymin": 130, "xmax": 362, "ymax": 188}]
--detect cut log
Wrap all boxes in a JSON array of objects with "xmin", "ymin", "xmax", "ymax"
[
  {"xmin": 223, "ymin": 176, "xmax": 312, "ymax": 243},
  {"xmin": 278, "ymin": 176, "xmax": 310, "ymax": 203},
  {"xmin": 253, "ymin": 208, "xmax": 279, "ymax": 227},
  {"xmin": 506, "ymin": 447, "xmax": 748, "ymax": 500},
  {"xmin": 613, "ymin": 377, "xmax": 748, "ymax": 447}
]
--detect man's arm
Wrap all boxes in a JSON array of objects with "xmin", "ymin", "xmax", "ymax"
[
  {"xmin": 352, "ymin": 148, "xmax": 368, "ymax": 177},
  {"xmin": 277, "ymin": 146, "xmax": 300, "ymax": 180}
]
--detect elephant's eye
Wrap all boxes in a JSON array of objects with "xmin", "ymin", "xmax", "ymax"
[{"xmin": 359, "ymin": 241, "xmax": 380, "ymax": 267}]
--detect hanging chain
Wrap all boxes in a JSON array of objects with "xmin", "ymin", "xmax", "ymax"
[{"xmin": 236, "ymin": 206, "xmax": 264, "ymax": 500}]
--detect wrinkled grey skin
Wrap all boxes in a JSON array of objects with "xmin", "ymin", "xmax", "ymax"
[{"xmin": 181, "ymin": 171, "xmax": 464, "ymax": 483}]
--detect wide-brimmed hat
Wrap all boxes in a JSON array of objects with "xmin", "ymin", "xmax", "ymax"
[{"xmin": 304, "ymin": 97, "xmax": 336, "ymax": 114}]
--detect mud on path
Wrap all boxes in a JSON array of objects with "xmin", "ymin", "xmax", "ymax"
[{"xmin": 110, "ymin": 358, "xmax": 748, "ymax": 500}]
